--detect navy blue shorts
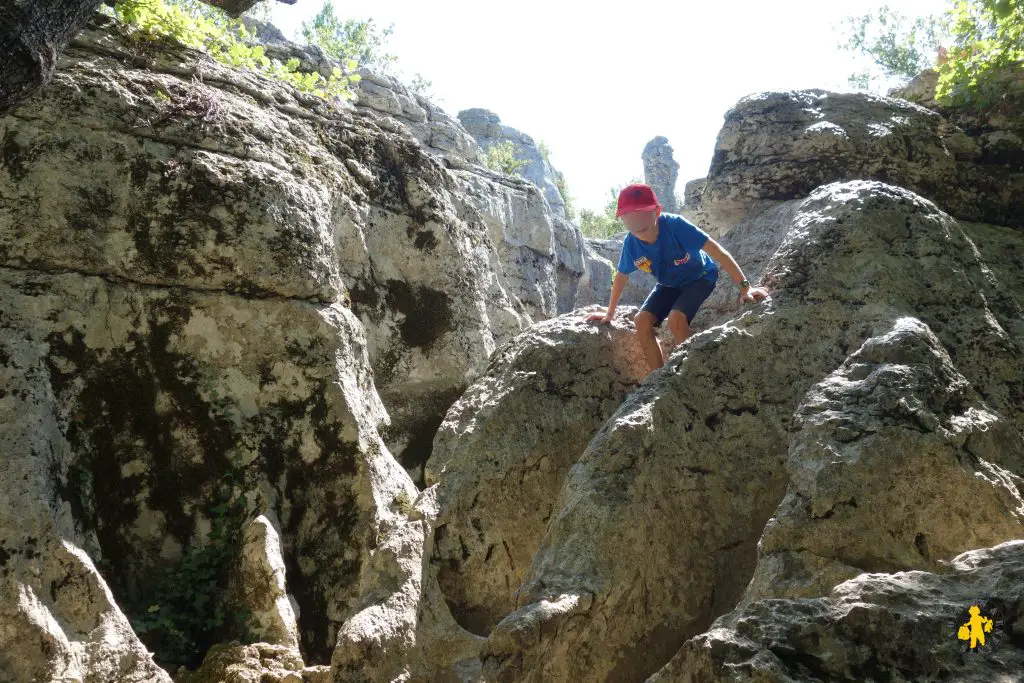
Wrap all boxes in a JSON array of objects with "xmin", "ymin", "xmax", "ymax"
[{"xmin": 640, "ymin": 274, "xmax": 718, "ymax": 326}]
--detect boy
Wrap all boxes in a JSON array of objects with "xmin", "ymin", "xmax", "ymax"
[{"xmin": 586, "ymin": 183, "xmax": 768, "ymax": 373}]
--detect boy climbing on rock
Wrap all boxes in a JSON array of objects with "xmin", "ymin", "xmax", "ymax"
[{"xmin": 586, "ymin": 183, "xmax": 768, "ymax": 373}]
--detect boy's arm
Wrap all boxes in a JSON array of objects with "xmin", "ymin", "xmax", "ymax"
[
  {"xmin": 703, "ymin": 238, "xmax": 770, "ymax": 302},
  {"xmin": 702, "ymin": 239, "xmax": 748, "ymax": 290},
  {"xmin": 585, "ymin": 271, "xmax": 630, "ymax": 322},
  {"xmin": 606, "ymin": 271, "xmax": 630, "ymax": 316}
]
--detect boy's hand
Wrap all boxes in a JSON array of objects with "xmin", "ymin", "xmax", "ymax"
[
  {"xmin": 739, "ymin": 286, "xmax": 769, "ymax": 304},
  {"xmin": 585, "ymin": 309, "xmax": 614, "ymax": 324}
]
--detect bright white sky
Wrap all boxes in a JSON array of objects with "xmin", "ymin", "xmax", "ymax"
[{"xmin": 266, "ymin": 0, "xmax": 947, "ymax": 212}]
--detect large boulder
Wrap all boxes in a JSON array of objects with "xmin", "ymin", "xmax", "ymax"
[
  {"xmin": 479, "ymin": 180, "xmax": 1023, "ymax": 682},
  {"xmin": 649, "ymin": 540, "xmax": 1024, "ymax": 682},
  {"xmin": 744, "ymin": 317, "xmax": 1024, "ymax": 604},
  {"xmin": 424, "ymin": 308, "xmax": 648, "ymax": 635},
  {"xmin": 689, "ymin": 90, "xmax": 1024, "ymax": 235}
]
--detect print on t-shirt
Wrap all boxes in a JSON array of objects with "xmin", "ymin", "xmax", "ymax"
[{"xmin": 616, "ymin": 213, "xmax": 719, "ymax": 288}]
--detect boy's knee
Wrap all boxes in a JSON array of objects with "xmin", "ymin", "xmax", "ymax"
[
  {"xmin": 667, "ymin": 309, "xmax": 690, "ymax": 329},
  {"xmin": 634, "ymin": 312, "xmax": 656, "ymax": 333}
]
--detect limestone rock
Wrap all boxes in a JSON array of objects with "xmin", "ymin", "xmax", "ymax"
[
  {"xmin": 1, "ymin": 13, "xmax": 492, "ymax": 672},
  {"xmin": 695, "ymin": 90, "xmax": 1024, "ymax": 235},
  {"xmin": 458, "ymin": 108, "xmax": 567, "ymax": 218},
  {"xmin": 424, "ymin": 308, "xmax": 649, "ymax": 635},
  {"xmin": 177, "ymin": 642, "xmax": 328, "ymax": 683},
  {"xmin": 890, "ymin": 65, "xmax": 1024, "ymax": 161},
  {"xmin": 232, "ymin": 515, "xmax": 301, "ymax": 650},
  {"xmin": 12, "ymin": 14, "xmax": 535, "ymax": 485},
  {"xmin": 680, "ymin": 177, "xmax": 706, "ymax": 228},
  {"xmin": 744, "ymin": 317, "xmax": 1024, "ymax": 604},
  {"xmin": 0, "ymin": 283, "xmax": 172, "ymax": 683},
  {"xmin": 354, "ymin": 68, "xmax": 482, "ymax": 165},
  {"xmin": 648, "ymin": 540, "xmax": 1024, "ymax": 682},
  {"xmin": 331, "ymin": 499, "xmax": 485, "ymax": 683},
  {"xmin": 479, "ymin": 180, "xmax": 1023, "ymax": 682},
  {"xmin": 642, "ymin": 136, "xmax": 680, "ymax": 213},
  {"xmin": 450, "ymin": 167, "xmax": 584, "ymax": 321}
]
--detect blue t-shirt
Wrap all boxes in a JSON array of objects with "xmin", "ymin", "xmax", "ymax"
[{"xmin": 616, "ymin": 213, "xmax": 719, "ymax": 287}]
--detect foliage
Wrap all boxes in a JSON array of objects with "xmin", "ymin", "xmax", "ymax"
[
  {"xmin": 839, "ymin": 4, "xmax": 944, "ymax": 90},
  {"xmin": 577, "ymin": 178, "xmax": 641, "ymax": 239},
  {"xmin": 408, "ymin": 73, "xmax": 434, "ymax": 98},
  {"xmin": 127, "ymin": 474, "xmax": 251, "ymax": 671},
  {"xmin": 937, "ymin": 0, "xmax": 1024, "ymax": 105},
  {"xmin": 482, "ymin": 141, "xmax": 528, "ymax": 175},
  {"xmin": 553, "ymin": 170, "xmax": 576, "ymax": 220},
  {"xmin": 578, "ymin": 207, "xmax": 620, "ymax": 239},
  {"xmin": 113, "ymin": 0, "xmax": 359, "ymax": 101},
  {"xmin": 537, "ymin": 139, "xmax": 551, "ymax": 163},
  {"xmin": 839, "ymin": 0, "xmax": 1023, "ymax": 105},
  {"xmin": 393, "ymin": 490, "xmax": 413, "ymax": 516},
  {"xmin": 301, "ymin": 1, "xmax": 396, "ymax": 72}
]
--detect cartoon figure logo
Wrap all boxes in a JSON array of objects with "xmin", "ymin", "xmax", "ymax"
[
  {"xmin": 634, "ymin": 256, "xmax": 653, "ymax": 273},
  {"xmin": 958, "ymin": 605, "xmax": 993, "ymax": 648},
  {"xmin": 949, "ymin": 600, "xmax": 1003, "ymax": 654},
  {"xmin": 673, "ymin": 254, "xmax": 691, "ymax": 266}
]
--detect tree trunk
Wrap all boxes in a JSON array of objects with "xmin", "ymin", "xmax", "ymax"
[
  {"xmin": 0, "ymin": 0, "xmax": 103, "ymax": 116},
  {"xmin": 0, "ymin": 0, "xmax": 295, "ymax": 116}
]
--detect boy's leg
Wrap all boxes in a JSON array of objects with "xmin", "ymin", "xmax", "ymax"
[
  {"xmin": 635, "ymin": 285, "xmax": 677, "ymax": 372},
  {"xmin": 634, "ymin": 311, "xmax": 664, "ymax": 371},
  {"xmin": 666, "ymin": 276, "xmax": 718, "ymax": 346}
]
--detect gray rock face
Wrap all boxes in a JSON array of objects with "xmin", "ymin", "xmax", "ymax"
[
  {"xmin": 233, "ymin": 515, "xmax": 301, "ymax": 650},
  {"xmin": 449, "ymin": 167, "xmax": 585, "ymax": 322},
  {"xmin": 424, "ymin": 309, "xmax": 649, "ymax": 635},
  {"xmin": 744, "ymin": 317, "xmax": 1024, "ymax": 604},
  {"xmin": 457, "ymin": 108, "xmax": 567, "ymax": 218},
  {"xmin": 642, "ymin": 136, "xmax": 680, "ymax": 212},
  {"xmin": 649, "ymin": 540, "xmax": 1024, "ymax": 682},
  {"xmin": 0, "ymin": 12, "xmax": 537, "ymax": 677},
  {"xmin": 890, "ymin": 65, "xmax": 1024, "ymax": 171},
  {"xmin": 691, "ymin": 90, "xmax": 1024, "ymax": 236},
  {"xmin": 479, "ymin": 180, "xmax": 1023, "ymax": 682},
  {"xmin": 353, "ymin": 68, "xmax": 482, "ymax": 165}
]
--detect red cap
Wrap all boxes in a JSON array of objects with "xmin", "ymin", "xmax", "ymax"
[{"xmin": 616, "ymin": 183, "xmax": 661, "ymax": 217}]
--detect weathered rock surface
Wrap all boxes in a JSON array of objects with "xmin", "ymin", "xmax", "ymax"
[
  {"xmin": 450, "ymin": 166, "xmax": 585, "ymax": 322},
  {"xmin": 424, "ymin": 308, "xmax": 649, "ymax": 635},
  {"xmin": 649, "ymin": 540, "xmax": 1024, "ymax": 682},
  {"xmin": 232, "ymin": 514, "xmax": 301, "ymax": 650},
  {"xmin": 479, "ymin": 180, "xmax": 1023, "ymax": 682},
  {"xmin": 0, "ymin": 12, "xmax": 536, "ymax": 677},
  {"xmin": 890, "ymin": 65, "xmax": 1024, "ymax": 171},
  {"xmin": 458, "ymin": 108, "xmax": 567, "ymax": 218},
  {"xmin": 354, "ymin": 68, "xmax": 482, "ymax": 165},
  {"xmin": 331, "ymin": 489, "xmax": 485, "ymax": 683},
  {"xmin": 178, "ymin": 642, "xmax": 329, "ymax": 683},
  {"xmin": 744, "ymin": 317, "xmax": 1024, "ymax": 604},
  {"xmin": 690, "ymin": 90, "xmax": 1024, "ymax": 236},
  {"xmin": 643, "ymin": 136, "xmax": 680, "ymax": 213}
]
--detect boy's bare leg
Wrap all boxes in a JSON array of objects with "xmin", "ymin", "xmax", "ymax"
[
  {"xmin": 666, "ymin": 310, "xmax": 692, "ymax": 348},
  {"xmin": 634, "ymin": 311, "xmax": 664, "ymax": 372}
]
